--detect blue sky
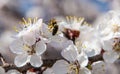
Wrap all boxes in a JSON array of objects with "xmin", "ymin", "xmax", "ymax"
[
  {"xmin": 90, "ymin": 0, "xmax": 110, "ymax": 12},
  {"xmin": 18, "ymin": 0, "xmax": 111, "ymax": 16}
]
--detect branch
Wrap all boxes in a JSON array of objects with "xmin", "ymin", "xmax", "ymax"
[
  {"xmin": 88, "ymin": 54, "xmax": 103, "ymax": 63},
  {"xmin": 0, "ymin": 53, "xmax": 9, "ymax": 66},
  {"xmin": 0, "ymin": 52, "xmax": 103, "ymax": 73},
  {"xmin": 2, "ymin": 59, "xmax": 58, "ymax": 73}
]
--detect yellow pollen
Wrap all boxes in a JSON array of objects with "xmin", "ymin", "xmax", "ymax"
[
  {"xmin": 22, "ymin": 18, "xmax": 28, "ymax": 25},
  {"xmin": 34, "ymin": 17, "xmax": 38, "ymax": 23},
  {"xmin": 13, "ymin": 26, "xmax": 19, "ymax": 32},
  {"xmin": 112, "ymin": 24, "xmax": 120, "ymax": 33},
  {"xmin": 83, "ymin": 22, "xmax": 91, "ymax": 27},
  {"xmin": 28, "ymin": 18, "xmax": 32, "ymax": 24},
  {"xmin": 82, "ymin": 45, "xmax": 87, "ymax": 48},
  {"xmin": 78, "ymin": 17, "xmax": 84, "ymax": 22},
  {"xmin": 23, "ymin": 45, "xmax": 31, "ymax": 51},
  {"xmin": 68, "ymin": 64, "xmax": 79, "ymax": 74},
  {"xmin": 66, "ymin": 16, "xmax": 69, "ymax": 22},
  {"xmin": 66, "ymin": 16, "xmax": 85, "ymax": 24},
  {"xmin": 113, "ymin": 38, "xmax": 120, "ymax": 52}
]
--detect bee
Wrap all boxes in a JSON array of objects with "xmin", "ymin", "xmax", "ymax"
[{"xmin": 48, "ymin": 18, "xmax": 59, "ymax": 35}]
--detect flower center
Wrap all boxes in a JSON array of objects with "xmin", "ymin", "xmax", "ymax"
[
  {"xmin": 63, "ymin": 28, "xmax": 80, "ymax": 44},
  {"xmin": 13, "ymin": 17, "xmax": 38, "ymax": 33},
  {"xmin": 112, "ymin": 24, "xmax": 120, "ymax": 33},
  {"xmin": 23, "ymin": 38, "xmax": 41, "ymax": 55},
  {"xmin": 68, "ymin": 64, "xmax": 78, "ymax": 74},
  {"xmin": 68, "ymin": 61, "xmax": 80, "ymax": 74},
  {"xmin": 23, "ymin": 44, "xmax": 36, "ymax": 55},
  {"xmin": 113, "ymin": 38, "xmax": 120, "ymax": 52}
]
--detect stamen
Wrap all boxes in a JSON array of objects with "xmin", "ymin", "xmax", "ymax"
[
  {"xmin": 34, "ymin": 17, "xmax": 38, "ymax": 23},
  {"xmin": 82, "ymin": 44, "xmax": 87, "ymax": 48},
  {"xmin": 113, "ymin": 38, "xmax": 120, "ymax": 51},
  {"xmin": 75, "ymin": 68, "xmax": 79, "ymax": 74},
  {"xmin": 13, "ymin": 26, "xmax": 19, "ymax": 32},
  {"xmin": 23, "ymin": 45, "xmax": 31, "ymax": 51},
  {"xmin": 83, "ymin": 22, "xmax": 91, "ymax": 26},
  {"xmin": 69, "ymin": 16, "xmax": 73, "ymax": 20},
  {"xmin": 66, "ymin": 16, "xmax": 69, "ymax": 22},
  {"xmin": 22, "ymin": 18, "xmax": 28, "ymax": 25},
  {"xmin": 20, "ymin": 21, "xmax": 25, "ymax": 25},
  {"xmin": 28, "ymin": 18, "xmax": 32, "ymax": 24},
  {"xmin": 112, "ymin": 24, "xmax": 120, "ymax": 33},
  {"xmin": 68, "ymin": 64, "xmax": 79, "ymax": 74}
]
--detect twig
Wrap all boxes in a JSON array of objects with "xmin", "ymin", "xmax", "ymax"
[
  {"xmin": 0, "ymin": 53, "xmax": 9, "ymax": 66},
  {"xmin": 88, "ymin": 54, "xmax": 103, "ymax": 63},
  {"xmin": 0, "ymin": 52, "xmax": 103, "ymax": 73}
]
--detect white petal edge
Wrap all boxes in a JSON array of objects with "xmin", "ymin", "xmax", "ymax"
[
  {"xmin": 30, "ymin": 54, "xmax": 43, "ymax": 67},
  {"xmin": 14, "ymin": 54, "xmax": 29, "ymax": 67},
  {"xmin": 35, "ymin": 19, "xmax": 43, "ymax": 27},
  {"xmin": 52, "ymin": 60, "xmax": 69, "ymax": 74},
  {"xmin": 77, "ymin": 52, "xmax": 88, "ymax": 68},
  {"xmin": 102, "ymin": 39, "xmax": 113, "ymax": 51},
  {"xmin": 103, "ymin": 51, "xmax": 119, "ymax": 63},
  {"xmin": 6, "ymin": 70, "xmax": 21, "ymax": 74},
  {"xmin": 35, "ymin": 41, "xmax": 46, "ymax": 55},
  {"xmin": 82, "ymin": 41, "xmax": 101, "ymax": 57},
  {"xmin": 80, "ymin": 67, "xmax": 91, "ymax": 74},
  {"xmin": 9, "ymin": 39, "xmax": 25, "ymax": 54},
  {"xmin": 61, "ymin": 45, "xmax": 79, "ymax": 62},
  {"xmin": 91, "ymin": 61, "xmax": 106, "ymax": 74},
  {"xmin": 0, "ymin": 67, "xmax": 5, "ymax": 74},
  {"xmin": 43, "ymin": 68, "xmax": 54, "ymax": 74},
  {"xmin": 41, "ymin": 23, "xmax": 52, "ymax": 38},
  {"xmin": 26, "ymin": 70, "xmax": 36, "ymax": 74}
]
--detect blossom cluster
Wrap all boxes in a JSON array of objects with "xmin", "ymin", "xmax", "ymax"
[{"xmin": 1, "ymin": 10, "xmax": 120, "ymax": 74}]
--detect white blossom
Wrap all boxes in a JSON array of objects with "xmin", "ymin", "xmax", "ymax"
[
  {"xmin": 96, "ymin": 10, "xmax": 120, "ymax": 39},
  {"xmin": 57, "ymin": 16, "xmax": 102, "ymax": 57},
  {"xmin": 10, "ymin": 18, "xmax": 47, "ymax": 67},
  {"xmin": 95, "ymin": 10, "xmax": 120, "ymax": 63},
  {"xmin": 58, "ymin": 16, "xmax": 85, "ymax": 31},
  {"xmin": 51, "ymin": 45, "xmax": 91, "ymax": 74},
  {"xmin": 102, "ymin": 38, "xmax": 119, "ymax": 63},
  {"xmin": 76, "ymin": 27, "xmax": 102, "ymax": 57}
]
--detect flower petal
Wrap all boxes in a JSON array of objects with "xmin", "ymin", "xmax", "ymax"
[
  {"xmin": 41, "ymin": 23, "xmax": 52, "ymax": 38},
  {"xmin": 77, "ymin": 52, "xmax": 88, "ymax": 67},
  {"xmin": 52, "ymin": 60, "xmax": 69, "ymax": 74},
  {"xmin": 30, "ymin": 54, "xmax": 43, "ymax": 67},
  {"xmin": 35, "ymin": 41, "xmax": 46, "ymax": 55},
  {"xmin": 103, "ymin": 51, "xmax": 119, "ymax": 63},
  {"xmin": 6, "ymin": 70, "xmax": 21, "ymax": 74},
  {"xmin": 91, "ymin": 61, "xmax": 106, "ymax": 74},
  {"xmin": 43, "ymin": 68, "xmax": 54, "ymax": 74},
  {"xmin": 35, "ymin": 19, "xmax": 43, "ymax": 27},
  {"xmin": 23, "ymin": 31, "xmax": 36, "ymax": 46},
  {"xmin": 14, "ymin": 54, "xmax": 29, "ymax": 67},
  {"xmin": 80, "ymin": 67, "xmax": 91, "ymax": 74},
  {"xmin": 102, "ymin": 39, "xmax": 113, "ymax": 51},
  {"xmin": 9, "ymin": 39, "xmax": 25, "ymax": 54},
  {"xmin": 82, "ymin": 41, "xmax": 101, "ymax": 57},
  {"xmin": 0, "ymin": 67, "xmax": 5, "ymax": 74},
  {"xmin": 61, "ymin": 45, "xmax": 79, "ymax": 62},
  {"xmin": 26, "ymin": 70, "xmax": 36, "ymax": 74}
]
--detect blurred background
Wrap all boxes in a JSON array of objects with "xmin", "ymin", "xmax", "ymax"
[{"xmin": 0, "ymin": 0, "xmax": 120, "ymax": 74}]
